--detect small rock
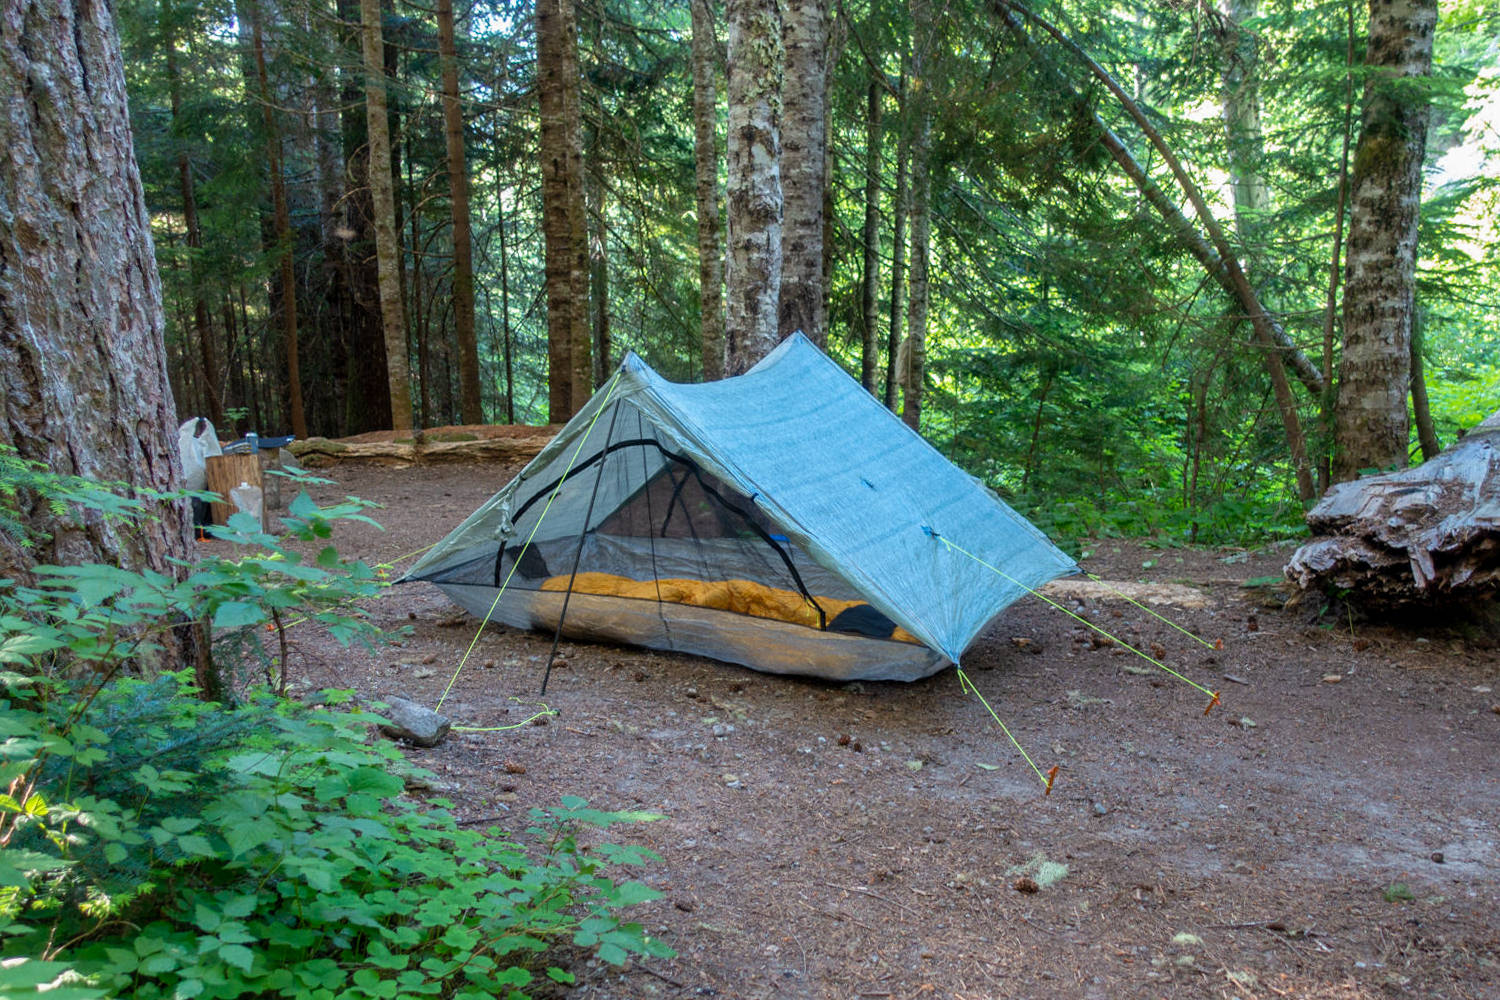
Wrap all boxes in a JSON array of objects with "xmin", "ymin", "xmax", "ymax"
[
  {"xmin": 711, "ymin": 723, "xmax": 734, "ymax": 738},
  {"xmin": 1229, "ymin": 716, "xmax": 1257, "ymax": 729},
  {"xmin": 1092, "ymin": 801, "xmax": 1109, "ymax": 816},
  {"xmin": 685, "ymin": 687, "xmax": 699, "ymax": 699},
  {"xmin": 1322, "ymin": 674, "xmax": 1343, "ymax": 684},
  {"xmin": 412, "ymin": 667, "xmax": 434, "ymax": 680},
  {"xmin": 721, "ymin": 773, "xmax": 741, "ymax": 788},
  {"xmin": 1430, "ymin": 851, "xmax": 1445, "ymax": 864},
  {"xmin": 376, "ymin": 696, "xmax": 451, "ymax": 747}
]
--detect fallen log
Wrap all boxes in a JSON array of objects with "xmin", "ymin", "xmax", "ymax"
[
  {"xmin": 288, "ymin": 427, "xmax": 559, "ymax": 467},
  {"xmin": 1285, "ymin": 411, "xmax": 1500, "ymax": 607}
]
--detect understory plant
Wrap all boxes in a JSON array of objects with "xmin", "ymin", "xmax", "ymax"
[{"xmin": 0, "ymin": 454, "xmax": 672, "ymax": 997}]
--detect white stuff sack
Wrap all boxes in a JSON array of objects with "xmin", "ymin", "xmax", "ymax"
[{"xmin": 177, "ymin": 418, "xmax": 223, "ymax": 492}]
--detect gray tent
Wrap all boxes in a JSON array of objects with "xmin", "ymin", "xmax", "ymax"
[{"xmin": 403, "ymin": 335, "xmax": 1076, "ymax": 681}]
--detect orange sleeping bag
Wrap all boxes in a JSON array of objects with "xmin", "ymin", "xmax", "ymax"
[{"xmin": 539, "ymin": 572, "xmax": 919, "ymax": 644}]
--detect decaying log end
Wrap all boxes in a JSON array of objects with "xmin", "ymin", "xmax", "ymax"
[{"xmin": 1285, "ymin": 412, "xmax": 1500, "ymax": 609}]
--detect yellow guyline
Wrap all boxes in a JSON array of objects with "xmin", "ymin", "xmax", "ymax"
[
  {"xmin": 924, "ymin": 527, "xmax": 1221, "ymax": 716},
  {"xmin": 956, "ymin": 668, "xmax": 1059, "ymax": 795},
  {"xmin": 1082, "ymin": 572, "xmax": 1222, "ymax": 651},
  {"xmin": 435, "ymin": 372, "xmax": 624, "ymax": 712}
]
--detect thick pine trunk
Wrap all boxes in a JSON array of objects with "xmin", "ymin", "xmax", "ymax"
[
  {"xmin": 0, "ymin": 0, "xmax": 193, "ymax": 579},
  {"xmin": 724, "ymin": 0, "xmax": 783, "ymax": 375},
  {"xmin": 859, "ymin": 80, "xmax": 882, "ymax": 394},
  {"xmin": 536, "ymin": 0, "xmax": 591, "ymax": 419},
  {"xmin": 777, "ymin": 0, "xmax": 828, "ymax": 346},
  {"xmin": 436, "ymin": 0, "xmax": 482, "ymax": 424},
  {"xmin": 1286, "ymin": 411, "xmax": 1500, "ymax": 607},
  {"xmin": 691, "ymin": 0, "xmax": 726, "ymax": 381},
  {"xmin": 334, "ymin": 0, "xmax": 393, "ymax": 435},
  {"xmin": 359, "ymin": 0, "xmax": 414, "ymax": 433},
  {"xmin": 1333, "ymin": 0, "xmax": 1437, "ymax": 481}
]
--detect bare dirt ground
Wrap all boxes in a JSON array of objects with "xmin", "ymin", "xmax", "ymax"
[{"xmin": 244, "ymin": 461, "xmax": 1500, "ymax": 1000}]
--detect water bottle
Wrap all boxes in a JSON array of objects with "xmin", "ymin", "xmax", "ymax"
[
  {"xmin": 229, "ymin": 481, "xmax": 264, "ymax": 530},
  {"xmin": 245, "ymin": 431, "xmax": 258, "ymax": 455}
]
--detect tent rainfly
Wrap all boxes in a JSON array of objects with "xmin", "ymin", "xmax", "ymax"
[{"xmin": 402, "ymin": 334, "xmax": 1078, "ymax": 682}]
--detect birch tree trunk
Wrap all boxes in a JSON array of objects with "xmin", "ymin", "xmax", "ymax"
[
  {"xmin": 436, "ymin": 0, "xmax": 482, "ymax": 424},
  {"xmin": 724, "ymin": 0, "xmax": 783, "ymax": 374},
  {"xmin": 0, "ymin": 0, "xmax": 193, "ymax": 579},
  {"xmin": 359, "ymin": 0, "xmax": 414, "ymax": 433},
  {"xmin": 777, "ymin": 0, "xmax": 828, "ymax": 346},
  {"xmin": 1333, "ymin": 0, "xmax": 1437, "ymax": 481},
  {"xmin": 536, "ymin": 0, "xmax": 591, "ymax": 418},
  {"xmin": 691, "ymin": 0, "xmax": 726, "ymax": 381}
]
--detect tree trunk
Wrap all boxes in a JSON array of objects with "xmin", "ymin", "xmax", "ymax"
[
  {"xmin": 497, "ymin": 188, "xmax": 516, "ymax": 423},
  {"xmin": 536, "ymin": 0, "xmax": 591, "ymax": 419},
  {"xmin": 1216, "ymin": 0, "xmax": 1315, "ymax": 502},
  {"xmin": 691, "ymin": 0, "xmax": 726, "ymax": 381},
  {"xmin": 164, "ymin": 31, "xmax": 224, "ymax": 429},
  {"xmin": 0, "ymin": 0, "xmax": 194, "ymax": 580},
  {"xmin": 334, "ymin": 0, "xmax": 392, "ymax": 436},
  {"xmin": 436, "ymin": 0, "xmax": 482, "ymax": 424},
  {"xmin": 723, "ymin": 0, "xmax": 783, "ymax": 375},
  {"xmin": 247, "ymin": 0, "xmax": 307, "ymax": 439},
  {"xmin": 1409, "ymin": 310, "xmax": 1440, "ymax": 460},
  {"xmin": 359, "ymin": 0, "xmax": 414, "ymax": 433},
  {"xmin": 885, "ymin": 70, "xmax": 908, "ymax": 412},
  {"xmin": 1333, "ymin": 0, "xmax": 1436, "ymax": 481},
  {"xmin": 901, "ymin": 0, "xmax": 933, "ymax": 432},
  {"xmin": 859, "ymin": 79, "xmax": 882, "ymax": 393},
  {"xmin": 1286, "ymin": 411, "xmax": 1500, "ymax": 607},
  {"xmin": 777, "ymin": 0, "xmax": 828, "ymax": 346},
  {"xmin": 1317, "ymin": 0, "xmax": 1358, "ymax": 493}
]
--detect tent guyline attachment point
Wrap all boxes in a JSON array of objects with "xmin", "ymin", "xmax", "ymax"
[
  {"xmin": 926, "ymin": 527, "xmax": 1221, "ymax": 715},
  {"xmin": 434, "ymin": 372, "xmax": 624, "ymax": 713},
  {"xmin": 1082, "ymin": 571, "xmax": 1223, "ymax": 651},
  {"xmin": 956, "ymin": 668, "xmax": 1057, "ymax": 795}
]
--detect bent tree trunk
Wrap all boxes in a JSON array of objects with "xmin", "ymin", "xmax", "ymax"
[
  {"xmin": 0, "ymin": 0, "xmax": 192, "ymax": 579},
  {"xmin": 1285, "ymin": 411, "xmax": 1500, "ymax": 607}
]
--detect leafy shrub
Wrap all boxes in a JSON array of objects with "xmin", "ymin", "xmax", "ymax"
[
  {"xmin": 2, "ymin": 675, "xmax": 671, "ymax": 999},
  {"xmin": 0, "ymin": 458, "xmax": 672, "ymax": 998}
]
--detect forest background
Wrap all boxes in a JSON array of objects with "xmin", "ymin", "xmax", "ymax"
[{"xmin": 125, "ymin": 0, "xmax": 1498, "ymax": 547}]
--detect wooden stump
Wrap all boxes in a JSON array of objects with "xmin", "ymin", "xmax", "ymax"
[
  {"xmin": 1285, "ymin": 411, "xmax": 1500, "ymax": 607},
  {"xmin": 204, "ymin": 453, "xmax": 263, "ymax": 529}
]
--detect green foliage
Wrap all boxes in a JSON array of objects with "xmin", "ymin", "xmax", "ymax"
[
  {"xmin": 1, "ymin": 674, "xmax": 670, "ymax": 999},
  {"xmin": 0, "ymin": 459, "xmax": 673, "ymax": 997}
]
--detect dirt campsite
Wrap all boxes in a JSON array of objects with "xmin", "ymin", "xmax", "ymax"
[{"xmin": 258, "ymin": 458, "xmax": 1500, "ymax": 1000}]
